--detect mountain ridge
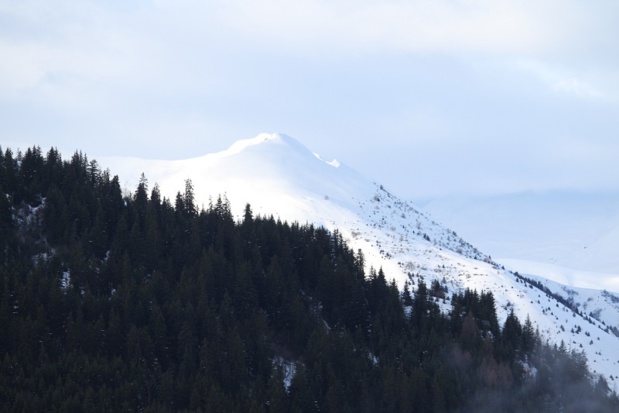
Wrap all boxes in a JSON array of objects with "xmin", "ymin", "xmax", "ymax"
[
  {"xmin": 102, "ymin": 132, "xmax": 488, "ymax": 277},
  {"xmin": 100, "ymin": 133, "xmax": 619, "ymax": 387}
]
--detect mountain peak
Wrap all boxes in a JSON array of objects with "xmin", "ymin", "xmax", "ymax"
[
  {"xmin": 219, "ymin": 133, "xmax": 344, "ymax": 178},
  {"xmin": 224, "ymin": 132, "xmax": 311, "ymax": 157}
]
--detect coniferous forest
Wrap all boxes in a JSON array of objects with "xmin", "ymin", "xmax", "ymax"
[{"xmin": 0, "ymin": 146, "xmax": 618, "ymax": 412}]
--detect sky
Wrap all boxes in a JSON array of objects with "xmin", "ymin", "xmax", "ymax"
[{"xmin": 1, "ymin": 0, "xmax": 619, "ymax": 198}]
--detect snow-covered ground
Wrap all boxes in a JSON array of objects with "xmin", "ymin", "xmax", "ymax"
[{"xmin": 100, "ymin": 133, "xmax": 619, "ymax": 388}]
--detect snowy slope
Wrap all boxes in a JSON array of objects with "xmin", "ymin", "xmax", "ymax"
[
  {"xmin": 417, "ymin": 191, "xmax": 619, "ymax": 275},
  {"xmin": 100, "ymin": 133, "xmax": 619, "ymax": 388}
]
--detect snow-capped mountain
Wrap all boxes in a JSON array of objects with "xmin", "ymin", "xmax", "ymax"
[{"xmin": 101, "ymin": 133, "xmax": 619, "ymax": 388}]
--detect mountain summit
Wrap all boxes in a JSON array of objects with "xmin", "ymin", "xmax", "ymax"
[
  {"xmin": 104, "ymin": 133, "xmax": 486, "ymax": 282},
  {"xmin": 102, "ymin": 133, "xmax": 619, "ymax": 386}
]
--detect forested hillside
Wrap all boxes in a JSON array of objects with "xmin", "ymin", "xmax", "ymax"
[{"xmin": 0, "ymin": 146, "xmax": 617, "ymax": 412}]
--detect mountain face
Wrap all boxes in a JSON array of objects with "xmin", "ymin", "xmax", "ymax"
[
  {"xmin": 103, "ymin": 133, "xmax": 487, "ymax": 280},
  {"xmin": 102, "ymin": 133, "xmax": 619, "ymax": 387}
]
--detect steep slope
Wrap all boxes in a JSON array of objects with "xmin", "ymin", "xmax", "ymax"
[{"xmin": 101, "ymin": 133, "xmax": 619, "ymax": 388}]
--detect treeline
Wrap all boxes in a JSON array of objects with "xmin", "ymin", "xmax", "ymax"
[
  {"xmin": 513, "ymin": 272, "xmax": 618, "ymax": 337},
  {"xmin": 513, "ymin": 272, "xmax": 580, "ymax": 314},
  {"xmin": 0, "ymin": 146, "xmax": 617, "ymax": 412}
]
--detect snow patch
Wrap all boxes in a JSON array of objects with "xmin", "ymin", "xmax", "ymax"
[
  {"xmin": 61, "ymin": 271, "xmax": 70, "ymax": 292},
  {"xmin": 273, "ymin": 356, "xmax": 296, "ymax": 391}
]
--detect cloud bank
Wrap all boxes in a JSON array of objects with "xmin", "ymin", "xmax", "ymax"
[{"xmin": 1, "ymin": 0, "xmax": 618, "ymax": 197}]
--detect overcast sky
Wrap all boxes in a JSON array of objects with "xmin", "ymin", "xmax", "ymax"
[{"xmin": 1, "ymin": 0, "xmax": 618, "ymax": 198}]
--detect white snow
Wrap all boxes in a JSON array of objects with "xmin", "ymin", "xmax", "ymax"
[
  {"xmin": 100, "ymin": 133, "xmax": 619, "ymax": 388},
  {"xmin": 61, "ymin": 271, "xmax": 70, "ymax": 292},
  {"xmin": 272, "ymin": 356, "xmax": 296, "ymax": 391}
]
